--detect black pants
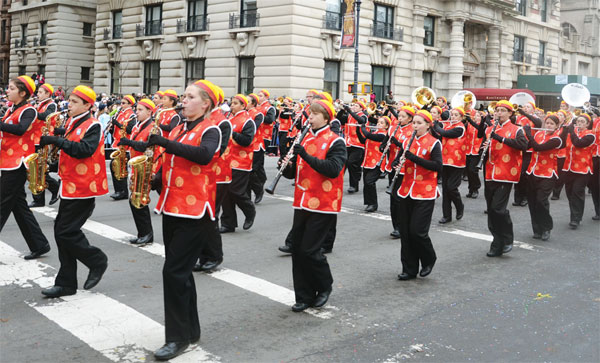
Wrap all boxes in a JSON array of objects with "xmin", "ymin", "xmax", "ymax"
[
  {"xmin": 389, "ymin": 174, "xmax": 404, "ymax": 232},
  {"xmin": 553, "ymin": 158, "xmax": 566, "ymax": 198},
  {"xmin": 564, "ymin": 171, "xmax": 589, "ymax": 223},
  {"xmin": 54, "ymin": 198, "xmax": 107, "ymax": 289},
  {"xmin": 129, "ymin": 202, "xmax": 153, "ymax": 237},
  {"xmin": 248, "ymin": 150, "xmax": 266, "ymax": 197},
  {"xmin": 31, "ymin": 173, "xmax": 60, "ymax": 205},
  {"xmin": 111, "ymin": 166, "xmax": 128, "ymax": 195},
  {"xmin": 514, "ymin": 152, "xmax": 532, "ymax": 203},
  {"xmin": 397, "ymin": 197, "xmax": 436, "ymax": 276},
  {"xmin": 290, "ymin": 209, "xmax": 335, "ymax": 304},
  {"xmin": 221, "ymin": 170, "xmax": 255, "ymax": 229},
  {"xmin": 278, "ymin": 131, "xmax": 289, "ymax": 157},
  {"xmin": 284, "ymin": 215, "xmax": 337, "ymax": 251},
  {"xmin": 363, "ymin": 168, "xmax": 380, "ymax": 207},
  {"xmin": 199, "ymin": 185, "xmax": 226, "ymax": 264},
  {"xmin": 526, "ymin": 174, "xmax": 554, "ymax": 235},
  {"xmin": 484, "ymin": 181, "xmax": 513, "ymax": 253},
  {"xmin": 346, "ymin": 146, "xmax": 364, "ymax": 189},
  {"xmin": 441, "ymin": 166, "xmax": 464, "ymax": 219},
  {"xmin": 589, "ymin": 157, "xmax": 599, "ymax": 216},
  {"xmin": 465, "ymin": 154, "xmax": 481, "ymax": 193},
  {"xmin": 162, "ymin": 214, "xmax": 214, "ymax": 343},
  {"xmin": 0, "ymin": 166, "xmax": 49, "ymax": 252}
]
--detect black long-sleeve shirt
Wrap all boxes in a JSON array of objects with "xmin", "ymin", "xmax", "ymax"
[
  {"xmin": 330, "ymin": 119, "xmax": 342, "ymax": 136},
  {"xmin": 263, "ymin": 104, "xmax": 276, "ymax": 125},
  {"xmin": 37, "ymin": 99, "xmax": 57, "ymax": 121},
  {"xmin": 217, "ymin": 121, "xmax": 231, "ymax": 156},
  {"xmin": 431, "ymin": 122, "xmax": 464, "ymax": 139},
  {"xmin": 158, "ymin": 113, "xmax": 181, "ymax": 133},
  {"xmin": 563, "ymin": 128, "xmax": 595, "ymax": 148},
  {"xmin": 356, "ymin": 125, "xmax": 386, "ymax": 144},
  {"xmin": 164, "ymin": 117, "xmax": 220, "ymax": 165},
  {"xmin": 252, "ymin": 110, "xmax": 264, "ymax": 130},
  {"xmin": 528, "ymin": 134, "xmax": 562, "ymax": 151},
  {"xmin": 394, "ymin": 138, "xmax": 443, "ymax": 173},
  {"xmin": 232, "ymin": 120, "xmax": 255, "ymax": 147},
  {"xmin": 344, "ymin": 109, "xmax": 367, "ymax": 125},
  {"xmin": 0, "ymin": 102, "xmax": 37, "ymax": 135},
  {"xmin": 519, "ymin": 110, "xmax": 542, "ymax": 128},
  {"xmin": 57, "ymin": 112, "xmax": 101, "ymax": 159}
]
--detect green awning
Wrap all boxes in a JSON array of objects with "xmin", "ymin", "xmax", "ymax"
[{"xmin": 517, "ymin": 75, "xmax": 600, "ymax": 95}]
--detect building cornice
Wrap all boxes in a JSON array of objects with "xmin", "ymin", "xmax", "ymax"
[{"xmin": 9, "ymin": 0, "xmax": 95, "ymax": 13}]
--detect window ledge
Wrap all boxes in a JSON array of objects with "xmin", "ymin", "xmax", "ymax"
[
  {"xmin": 424, "ymin": 45, "xmax": 441, "ymax": 52},
  {"xmin": 135, "ymin": 34, "xmax": 164, "ymax": 42},
  {"xmin": 176, "ymin": 30, "xmax": 210, "ymax": 39},
  {"xmin": 367, "ymin": 36, "xmax": 404, "ymax": 47},
  {"xmin": 320, "ymin": 28, "xmax": 340, "ymax": 37}
]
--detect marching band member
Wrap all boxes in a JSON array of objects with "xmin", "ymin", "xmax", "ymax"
[
  {"xmin": 356, "ymin": 116, "xmax": 389, "ymax": 212},
  {"xmin": 464, "ymin": 110, "xmax": 484, "ymax": 198},
  {"xmin": 248, "ymin": 89, "xmax": 275, "ymax": 204},
  {"xmin": 523, "ymin": 115, "xmax": 562, "ymax": 240},
  {"xmin": 279, "ymin": 99, "xmax": 346, "ymax": 312},
  {"xmin": 29, "ymin": 82, "xmax": 60, "ymax": 207},
  {"xmin": 39, "ymin": 85, "xmax": 110, "ymax": 297},
  {"xmin": 478, "ymin": 100, "xmax": 527, "ymax": 257},
  {"xmin": 561, "ymin": 113, "xmax": 596, "ymax": 229},
  {"xmin": 277, "ymin": 97, "xmax": 294, "ymax": 156},
  {"xmin": 341, "ymin": 100, "xmax": 367, "ymax": 193},
  {"xmin": 513, "ymin": 102, "xmax": 542, "ymax": 207},
  {"xmin": 317, "ymin": 92, "xmax": 341, "ymax": 136},
  {"xmin": 158, "ymin": 89, "xmax": 181, "ymax": 133},
  {"xmin": 0, "ymin": 75, "xmax": 51, "ymax": 260},
  {"xmin": 117, "ymin": 98, "xmax": 159, "ymax": 246},
  {"xmin": 552, "ymin": 109, "xmax": 569, "ymax": 199},
  {"xmin": 432, "ymin": 107, "xmax": 467, "ymax": 224},
  {"xmin": 149, "ymin": 81, "xmax": 222, "ymax": 360},
  {"xmin": 109, "ymin": 94, "xmax": 136, "ymax": 200},
  {"xmin": 436, "ymin": 96, "xmax": 449, "ymax": 112},
  {"xmin": 394, "ymin": 110, "xmax": 442, "ymax": 280}
]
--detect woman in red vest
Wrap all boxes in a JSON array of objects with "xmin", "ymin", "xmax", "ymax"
[
  {"xmin": 394, "ymin": 110, "xmax": 442, "ymax": 280},
  {"xmin": 477, "ymin": 100, "xmax": 528, "ymax": 257},
  {"xmin": 341, "ymin": 100, "xmax": 367, "ymax": 193},
  {"xmin": 561, "ymin": 113, "xmax": 596, "ymax": 229},
  {"xmin": 432, "ymin": 107, "xmax": 467, "ymax": 224},
  {"xmin": 464, "ymin": 110, "xmax": 484, "ymax": 198},
  {"xmin": 279, "ymin": 99, "xmax": 347, "ymax": 312},
  {"xmin": 0, "ymin": 75, "xmax": 51, "ymax": 260},
  {"xmin": 147, "ymin": 80, "xmax": 222, "ymax": 360},
  {"xmin": 552, "ymin": 109, "xmax": 569, "ymax": 199},
  {"xmin": 38, "ymin": 85, "xmax": 109, "ymax": 297},
  {"xmin": 158, "ymin": 89, "xmax": 181, "ymax": 133},
  {"xmin": 247, "ymin": 89, "xmax": 275, "ymax": 204},
  {"xmin": 277, "ymin": 96, "xmax": 294, "ymax": 156},
  {"xmin": 523, "ymin": 115, "xmax": 562, "ymax": 240},
  {"xmin": 513, "ymin": 102, "xmax": 543, "ymax": 207},
  {"xmin": 356, "ymin": 116, "xmax": 389, "ymax": 212},
  {"xmin": 109, "ymin": 94, "xmax": 136, "ymax": 200}
]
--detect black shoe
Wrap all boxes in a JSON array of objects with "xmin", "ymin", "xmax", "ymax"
[
  {"xmin": 471, "ymin": 190, "xmax": 478, "ymax": 199},
  {"xmin": 42, "ymin": 285, "xmax": 76, "ymax": 298},
  {"xmin": 254, "ymin": 190, "xmax": 264, "ymax": 204},
  {"xmin": 541, "ymin": 230, "xmax": 551, "ymax": 241},
  {"xmin": 438, "ymin": 217, "xmax": 451, "ymax": 224},
  {"xmin": 131, "ymin": 234, "xmax": 153, "ymax": 246},
  {"xmin": 532, "ymin": 233, "xmax": 542, "ymax": 239},
  {"xmin": 320, "ymin": 248, "xmax": 332, "ymax": 254},
  {"xmin": 278, "ymin": 245, "xmax": 292, "ymax": 254},
  {"xmin": 512, "ymin": 201, "xmax": 521, "ymax": 206},
  {"xmin": 49, "ymin": 193, "xmax": 59, "ymax": 205},
  {"xmin": 347, "ymin": 186, "xmax": 357, "ymax": 193},
  {"xmin": 192, "ymin": 261, "xmax": 204, "ymax": 272},
  {"xmin": 110, "ymin": 192, "xmax": 127, "ymax": 200},
  {"xmin": 519, "ymin": 200, "xmax": 528, "ymax": 207},
  {"xmin": 313, "ymin": 288, "xmax": 332, "ymax": 308},
  {"xmin": 465, "ymin": 192, "xmax": 474, "ymax": 198},
  {"xmin": 243, "ymin": 210, "xmax": 256, "ymax": 230},
  {"xmin": 397, "ymin": 273, "xmax": 416, "ymax": 280},
  {"xmin": 24, "ymin": 244, "xmax": 50, "ymax": 260},
  {"xmin": 456, "ymin": 205, "xmax": 464, "ymax": 220},
  {"xmin": 486, "ymin": 249, "xmax": 503, "ymax": 257},
  {"xmin": 364, "ymin": 205, "xmax": 377, "ymax": 213},
  {"xmin": 28, "ymin": 201, "xmax": 44, "ymax": 208},
  {"xmin": 127, "ymin": 236, "xmax": 139, "ymax": 243},
  {"xmin": 592, "ymin": 215, "xmax": 600, "ymax": 221},
  {"xmin": 390, "ymin": 230, "xmax": 400, "ymax": 239},
  {"xmin": 83, "ymin": 261, "xmax": 108, "ymax": 290},
  {"xmin": 569, "ymin": 221, "xmax": 579, "ymax": 229},
  {"xmin": 200, "ymin": 259, "xmax": 223, "ymax": 272},
  {"xmin": 291, "ymin": 302, "xmax": 311, "ymax": 312},
  {"xmin": 154, "ymin": 341, "xmax": 190, "ymax": 361},
  {"xmin": 502, "ymin": 244, "xmax": 513, "ymax": 254},
  {"xmin": 219, "ymin": 226, "xmax": 235, "ymax": 234},
  {"xmin": 419, "ymin": 264, "xmax": 434, "ymax": 277},
  {"xmin": 484, "ymin": 209, "xmax": 488, "ymax": 214},
  {"xmin": 550, "ymin": 195, "xmax": 559, "ymax": 200}
]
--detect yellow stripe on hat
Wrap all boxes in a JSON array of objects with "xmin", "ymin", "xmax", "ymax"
[
  {"xmin": 17, "ymin": 75, "xmax": 36, "ymax": 95},
  {"xmin": 416, "ymin": 109, "xmax": 433, "ymax": 123},
  {"xmin": 123, "ymin": 95, "xmax": 136, "ymax": 105},
  {"xmin": 314, "ymin": 100, "xmax": 336, "ymax": 121},
  {"xmin": 259, "ymin": 89, "xmax": 270, "ymax": 99},
  {"xmin": 495, "ymin": 100, "xmax": 514, "ymax": 112},
  {"xmin": 194, "ymin": 80, "xmax": 218, "ymax": 106},
  {"xmin": 234, "ymin": 94, "xmax": 249, "ymax": 107},
  {"xmin": 72, "ymin": 85, "xmax": 96, "ymax": 104},
  {"xmin": 138, "ymin": 98, "xmax": 156, "ymax": 112},
  {"xmin": 41, "ymin": 83, "xmax": 54, "ymax": 95},
  {"xmin": 400, "ymin": 105, "xmax": 415, "ymax": 116},
  {"xmin": 163, "ymin": 89, "xmax": 178, "ymax": 99}
]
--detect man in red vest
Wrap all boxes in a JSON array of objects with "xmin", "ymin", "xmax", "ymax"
[{"xmin": 39, "ymin": 85, "xmax": 109, "ymax": 297}]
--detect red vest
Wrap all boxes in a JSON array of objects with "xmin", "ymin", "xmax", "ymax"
[
  {"xmin": 111, "ymin": 108, "xmax": 134, "ymax": 148},
  {"xmin": 0, "ymin": 103, "xmax": 36, "ymax": 170},
  {"xmin": 228, "ymin": 110, "xmax": 255, "ymax": 172},
  {"xmin": 213, "ymin": 117, "xmax": 233, "ymax": 184},
  {"xmin": 288, "ymin": 112, "xmax": 301, "ymax": 139},
  {"xmin": 58, "ymin": 116, "xmax": 109, "ymax": 199},
  {"xmin": 441, "ymin": 122, "xmax": 467, "ymax": 167},
  {"xmin": 593, "ymin": 118, "xmax": 600, "ymax": 157},
  {"xmin": 293, "ymin": 126, "xmax": 345, "ymax": 213},
  {"xmin": 155, "ymin": 120, "xmax": 220, "ymax": 219},
  {"xmin": 387, "ymin": 123, "xmax": 413, "ymax": 173},
  {"xmin": 278, "ymin": 113, "xmax": 292, "ymax": 133},
  {"xmin": 397, "ymin": 133, "xmax": 440, "ymax": 200},
  {"xmin": 485, "ymin": 120, "xmax": 523, "ymax": 183},
  {"xmin": 344, "ymin": 111, "xmax": 365, "ymax": 148},
  {"xmin": 361, "ymin": 128, "xmax": 386, "ymax": 169},
  {"xmin": 32, "ymin": 99, "xmax": 54, "ymax": 144},
  {"xmin": 517, "ymin": 115, "xmax": 535, "ymax": 152},
  {"xmin": 563, "ymin": 129, "xmax": 595, "ymax": 174},
  {"xmin": 465, "ymin": 122, "xmax": 483, "ymax": 155},
  {"xmin": 129, "ymin": 118, "xmax": 165, "ymax": 174},
  {"xmin": 158, "ymin": 109, "xmax": 178, "ymax": 127},
  {"xmin": 255, "ymin": 101, "xmax": 274, "ymax": 151},
  {"xmin": 527, "ymin": 130, "xmax": 561, "ymax": 178}
]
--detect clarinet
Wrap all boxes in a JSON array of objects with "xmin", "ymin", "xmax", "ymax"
[
  {"xmin": 385, "ymin": 130, "xmax": 417, "ymax": 195},
  {"xmin": 476, "ymin": 115, "xmax": 500, "ymax": 170},
  {"xmin": 376, "ymin": 121, "xmax": 403, "ymax": 168},
  {"xmin": 265, "ymin": 125, "xmax": 311, "ymax": 195}
]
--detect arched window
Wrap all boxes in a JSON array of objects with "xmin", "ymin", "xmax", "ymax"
[{"xmin": 561, "ymin": 22, "xmax": 578, "ymax": 39}]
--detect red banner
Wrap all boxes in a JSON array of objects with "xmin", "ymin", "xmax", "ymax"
[{"xmin": 340, "ymin": 0, "xmax": 355, "ymax": 49}]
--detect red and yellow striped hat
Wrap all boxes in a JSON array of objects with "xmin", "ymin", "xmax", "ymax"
[
  {"xmin": 400, "ymin": 105, "xmax": 416, "ymax": 116},
  {"xmin": 453, "ymin": 106, "xmax": 466, "ymax": 116},
  {"xmin": 259, "ymin": 89, "xmax": 270, "ymax": 99},
  {"xmin": 194, "ymin": 80, "xmax": 219, "ymax": 106},
  {"xmin": 17, "ymin": 75, "xmax": 36, "ymax": 95},
  {"xmin": 233, "ymin": 94, "xmax": 249, "ymax": 107},
  {"xmin": 155, "ymin": 90, "xmax": 164, "ymax": 97},
  {"xmin": 313, "ymin": 99, "xmax": 336, "ymax": 121},
  {"xmin": 123, "ymin": 94, "xmax": 136, "ymax": 105},
  {"xmin": 416, "ymin": 109, "xmax": 433, "ymax": 123},
  {"xmin": 72, "ymin": 85, "xmax": 96, "ymax": 104},
  {"xmin": 495, "ymin": 100, "xmax": 514, "ymax": 112},
  {"xmin": 578, "ymin": 113, "xmax": 592, "ymax": 123},
  {"xmin": 284, "ymin": 96, "xmax": 294, "ymax": 104},
  {"xmin": 318, "ymin": 92, "xmax": 333, "ymax": 103},
  {"xmin": 163, "ymin": 89, "xmax": 178, "ymax": 100},
  {"xmin": 354, "ymin": 99, "xmax": 367, "ymax": 110},
  {"xmin": 215, "ymin": 85, "xmax": 224, "ymax": 105},
  {"xmin": 432, "ymin": 106, "xmax": 442, "ymax": 115},
  {"xmin": 138, "ymin": 98, "xmax": 156, "ymax": 112},
  {"xmin": 40, "ymin": 83, "xmax": 54, "ymax": 96},
  {"xmin": 557, "ymin": 109, "xmax": 568, "ymax": 118},
  {"xmin": 380, "ymin": 116, "xmax": 392, "ymax": 125}
]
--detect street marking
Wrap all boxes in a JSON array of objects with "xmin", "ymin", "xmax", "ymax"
[
  {"xmin": 0, "ymin": 240, "xmax": 219, "ymax": 363},
  {"xmin": 267, "ymin": 194, "xmax": 539, "ymax": 251},
  {"xmin": 31, "ymin": 206, "xmax": 334, "ymax": 319}
]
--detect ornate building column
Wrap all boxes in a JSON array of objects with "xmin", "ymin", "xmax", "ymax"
[
  {"xmin": 447, "ymin": 17, "xmax": 465, "ymax": 96},
  {"xmin": 485, "ymin": 25, "xmax": 501, "ymax": 88},
  {"xmin": 410, "ymin": 6, "xmax": 428, "ymax": 90}
]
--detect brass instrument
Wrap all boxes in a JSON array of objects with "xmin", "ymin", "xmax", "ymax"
[
  {"xmin": 451, "ymin": 90, "xmax": 477, "ymax": 110},
  {"xmin": 24, "ymin": 114, "xmax": 56, "ymax": 195},
  {"xmin": 367, "ymin": 102, "xmax": 378, "ymax": 115},
  {"xmin": 411, "ymin": 87, "xmax": 436, "ymax": 108},
  {"xmin": 47, "ymin": 110, "xmax": 68, "ymax": 164},
  {"xmin": 561, "ymin": 83, "xmax": 590, "ymax": 108},
  {"xmin": 110, "ymin": 114, "xmax": 136, "ymax": 180},
  {"xmin": 487, "ymin": 101, "xmax": 497, "ymax": 114}
]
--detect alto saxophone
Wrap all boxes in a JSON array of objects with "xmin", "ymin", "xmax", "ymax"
[
  {"xmin": 110, "ymin": 114, "xmax": 135, "ymax": 180},
  {"xmin": 24, "ymin": 113, "xmax": 57, "ymax": 195},
  {"xmin": 47, "ymin": 110, "xmax": 68, "ymax": 164}
]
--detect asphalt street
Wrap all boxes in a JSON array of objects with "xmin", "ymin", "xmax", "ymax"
[{"xmin": 1, "ymin": 156, "xmax": 599, "ymax": 363}]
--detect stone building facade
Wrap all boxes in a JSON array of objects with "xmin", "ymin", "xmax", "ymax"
[
  {"xmin": 0, "ymin": 0, "xmax": 12, "ymax": 88},
  {"xmin": 8, "ymin": 0, "xmax": 96, "ymax": 92},
  {"xmin": 559, "ymin": 0, "xmax": 599, "ymax": 77}
]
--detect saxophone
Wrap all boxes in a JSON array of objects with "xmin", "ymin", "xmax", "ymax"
[
  {"xmin": 47, "ymin": 110, "xmax": 68, "ymax": 164},
  {"xmin": 24, "ymin": 113, "xmax": 57, "ymax": 195},
  {"xmin": 110, "ymin": 114, "xmax": 135, "ymax": 180}
]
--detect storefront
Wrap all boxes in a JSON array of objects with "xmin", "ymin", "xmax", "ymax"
[{"xmin": 517, "ymin": 75, "xmax": 600, "ymax": 111}]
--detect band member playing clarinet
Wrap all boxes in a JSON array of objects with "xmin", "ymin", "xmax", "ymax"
[
  {"xmin": 356, "ymin": 116, "xmax": 389, "ymax": 212},
  {"xmin": 39, "ymin": 85, "xmax": 110, "ymax": 297},
  {"xmin": 478, "ymin": 100, "xmax": 527, "ymax": 257},
  {"xmin": 280, "ymin": 99, "xmax": 347, "ymax": 312},
  {"xmin": 0, "ymin": 75, "xmax": 51, "ymax": 260},
  {"xmin": 394, "ymin": 110, "xmax": 442, "ymax": 280}
]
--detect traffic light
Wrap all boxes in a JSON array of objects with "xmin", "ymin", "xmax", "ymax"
[{"xmin": 347, "ymin": 82, "xmax": 372, "ymax": 95}]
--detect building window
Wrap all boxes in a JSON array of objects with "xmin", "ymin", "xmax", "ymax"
[
  {"xmin": 113, "ymin": 10, "xmax": 123, "ymax": 39},
  {"xmin": 81, "ymin": 66, "xmax": 91, "ymax": 81},
  {"xmin": 423, "ymin": 16, "xmax": 435, "ymax": 46},
  {"xmin": 423, "ymin": 71, "xmax": 433, "ymax": 88},
  {"xmin": 38, "ymin": 65, "xmax": 45, "ymax": 76},
  {"xmin": 1, "ymin": 20, "xmax": 6, "ymax": 44},
  {"xmin": 188, "ymin": 0, "xmax": 207, "ymax": 32},
  {"xmin": 371, "ymin": 66, "xmax": 391, "ymax": 103},
  {"xmin": 241, "ymin": 0, "xmax": 258, "ymax": 28},
  {"xmin": 540, "ymin": 0, "xmax": 547, "ymax": 22},
  {"xmin": 324, "ymin": 0, "xmax": 342, "ymax": 31},
  {"xmin": 578, "ymin": 62, "xmax": 589, "ymax": 75},
  {"xmin": 561, "ymin": 59, "xmax": 568, "ymax": 74},
  {"xmin": 513, "ymin": 35, "xmax": 525, "ymax": 62},
  {"xmin": 18, "ymin": 65, "xmax": 26, "ymax": 75},
  {"xmin": 20, "ymin": 23, "xmax": 27, "ymax": 39},
  {"xmin": 40, "ymin": 21, "xmax": 47, "ymax": 45},
  {"xmin": 23, "ymin": 0, "xmax": 27, "ymax": 5},
  {"xmin": 238, "ymin": 57, "xmax": 254, "ymax": 95},
  {"xmin": 144, "ymin": 61, "xmax": 160, "ymax": 94},
  {"xmin": 373, "ymin": 4, "xmax": 394, "ymax": 39},
  {"xmin": 83, "ymin": 22, "xmax": 93, "ymax": 37},
  {"xmin": 145, "ymin": 4, "xmax": 163, "ymax": 36},
  {"xmin": 110, "ymin": 62, "xmax": 120, "ymax": 94},
  {"xmin": 515, "ymin": 0, "xmax": 526, "ymax": 16},
  {"xmin": 185, "ymin": 58, "xmax": 205, "ymax": 86},
  {"xmin": 538, "ymin": 41, "xmax": 546, "ymax": 66},
  {"xmin": 323, "ymin": 60, "xmax": 340, "ymax": 100}
]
